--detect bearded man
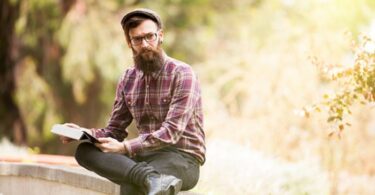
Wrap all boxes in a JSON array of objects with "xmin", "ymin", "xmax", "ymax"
[{"xmin": 59, "ymin": 8, "xmax": 205, "ymax": 195}]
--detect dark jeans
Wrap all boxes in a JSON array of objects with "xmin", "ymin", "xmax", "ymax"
[{"xmin": 75, "ymin": 142, "xmax": 200, "ymax": 195}]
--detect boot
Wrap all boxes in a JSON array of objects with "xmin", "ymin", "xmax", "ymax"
[{"xmin": 145, "ymin": 173, "xmax": 182, "ymax": 195}]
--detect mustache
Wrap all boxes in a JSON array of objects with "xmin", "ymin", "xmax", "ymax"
[
  {"xmin": 133, "ymin": 47, "xmax": 156, "ymax": 60},
  {"xmin": 139, "ymin": 47, "xmax": 156, "ymax": 54}
]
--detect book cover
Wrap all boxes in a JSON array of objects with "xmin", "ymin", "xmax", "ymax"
[{"xmin": 51, "ymin": 124, "xmax": 98, "ymax": 143}]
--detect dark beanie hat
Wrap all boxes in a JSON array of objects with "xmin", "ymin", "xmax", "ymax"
[{"xmin": 121, "ymin": 8, "xmax": 163, "ymax": 29}]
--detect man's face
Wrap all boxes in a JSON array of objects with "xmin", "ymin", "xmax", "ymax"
[
  {"xmin": 128, "ymin": 19, "xmax": 163, "ymax": 55},
  {"xmin": 128, "ymin": 19, "xmax": 164, "ymax": 74}
]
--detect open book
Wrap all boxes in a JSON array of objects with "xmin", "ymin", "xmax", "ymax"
[{"xmin": 51, "ymin": 124, "xmax": 98, "ymax": 143}]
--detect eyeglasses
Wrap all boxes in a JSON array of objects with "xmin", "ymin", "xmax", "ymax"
[{"xmin": 130, "ymin": 32, "xmax": 158, "ymax": 46}]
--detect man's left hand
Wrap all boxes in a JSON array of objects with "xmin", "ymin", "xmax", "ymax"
[{"xmin": 95, "ymin": 137, "xmax": 126, "ymax": 154}]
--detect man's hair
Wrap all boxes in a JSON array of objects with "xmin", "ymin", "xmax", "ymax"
[{"xmin": 121, "ymin": 9, "xmax": 163, "ymax": 44}]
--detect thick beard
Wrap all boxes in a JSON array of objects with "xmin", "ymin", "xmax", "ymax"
[{"xmin": 133, "ymin": 44, "xmax": 164, "ymax": 75}]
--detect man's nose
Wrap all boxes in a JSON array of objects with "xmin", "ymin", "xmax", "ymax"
[{"xmin": 140, "ymin": 38, "xmax": 149, "ymax": 47}]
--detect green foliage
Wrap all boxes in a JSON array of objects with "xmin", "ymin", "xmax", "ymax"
[
  {"xmin": 305, "ymin": 35, "xmax": 375, "ymax": 137},
  {"xmin": 58, "ymin": 5, "xmax": 129, "ymax": 103},
  {"xmin": 15, "ymin": 57, "xmax": 62, "ymax": 143},
  {"xmin": 16, "ymin": 0, "xmax": 61, "ymax": 47}
]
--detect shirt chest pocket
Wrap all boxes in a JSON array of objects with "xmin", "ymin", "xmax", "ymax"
[
  {"xmin": 125, "ymin": 95, "xmax": 139, "ymax": 118},
  {"xmin": 154, "ymin": 95, "xmax": 171, "ymax": 120}
]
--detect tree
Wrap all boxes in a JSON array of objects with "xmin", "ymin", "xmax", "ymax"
[
  {"xmin": 0, "ymin": 0, "xmax": 26, "ymax": 144},
  {"xmin": 0, "ymin": 0, "xmax": 77, "ymax": 145}
]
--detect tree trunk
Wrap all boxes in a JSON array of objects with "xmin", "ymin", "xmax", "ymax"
[{"xmin": 0, "ymin": 0, "xmax": 27, "ymax": 144}]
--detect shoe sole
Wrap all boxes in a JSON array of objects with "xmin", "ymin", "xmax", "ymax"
[{"xmin": 166, "ymin": 178, "xmax": 182, "ymax": 195}]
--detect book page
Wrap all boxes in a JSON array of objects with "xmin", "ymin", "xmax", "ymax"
[{"xmin": 51, "ymin": 124, "xmax": 84, "ymax": 140}]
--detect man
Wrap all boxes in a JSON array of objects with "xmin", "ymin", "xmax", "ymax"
[{"xmin": 60, "ymin": 8, "xmax": 205, "ymax": 195}]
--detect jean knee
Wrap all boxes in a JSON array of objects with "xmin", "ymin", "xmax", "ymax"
[{"xmin": 75, "ymin": 142, "xmax": 95, "ymax": 166}]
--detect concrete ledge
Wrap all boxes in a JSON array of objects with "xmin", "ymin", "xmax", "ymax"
[
  {"xmin": 0, "ymin": 162, "xmax": 120, "ymax": 195},
  {"xmin": 0, "ymin": 154, "xmax": 79, "ymax": 166},
  {"xmin": 0, "ymin": 162, "xmax": 200, "ymax": 195}
]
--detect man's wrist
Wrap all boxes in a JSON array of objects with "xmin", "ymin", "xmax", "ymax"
[{"xmin": 122, "ymin": 141, "xmax": 128, "ymax": 154}]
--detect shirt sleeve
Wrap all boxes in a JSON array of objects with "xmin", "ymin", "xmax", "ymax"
[
  {"xmin": 91, "ymin": 72, "xmax": 133, "ymax": 142},
  {"xmin": 124, "ymin": 66, "xmax": 200, "ymax": 156}
]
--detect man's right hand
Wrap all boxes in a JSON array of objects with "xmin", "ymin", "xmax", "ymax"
[{"xmin": 59, "ymin": 123, "xmax": 81, "ymax": 144}]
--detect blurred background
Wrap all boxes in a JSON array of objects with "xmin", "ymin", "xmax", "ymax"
[{"xmin": 1, "ymin": 0, "xmax": 375, "ymax": 194}]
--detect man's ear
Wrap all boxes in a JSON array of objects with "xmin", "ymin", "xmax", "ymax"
[
  {"xmin": 125, "ymin": 35, "xmax": 132, "ymax": 48},
  {"xmin": 158, "ymin": 29, "xmax": 164, "ymax": 44},
  {"xmin": 126, "ymin": 39, "xmax": 132, "ymax": 48}
]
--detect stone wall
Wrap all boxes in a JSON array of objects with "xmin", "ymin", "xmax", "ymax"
[
  {"xmin": 0, "ymin": 162, "xmax": 120, "ymax": 195},
  {"xmin": 0, "ymin": 162, "xmax": 200, "ymax": 195}
]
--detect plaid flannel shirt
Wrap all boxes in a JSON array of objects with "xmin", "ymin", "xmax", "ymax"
[{"xmin": 92, "ymin": 56, "xmax": 206, "ymax": 164}]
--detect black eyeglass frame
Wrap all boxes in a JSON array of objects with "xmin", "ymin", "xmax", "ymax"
[{"xmin": 130, "ymin": 32, "xmax": 159, "ymax": 46}]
